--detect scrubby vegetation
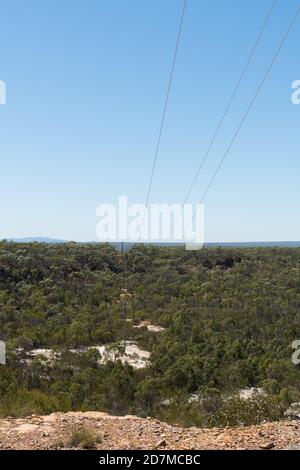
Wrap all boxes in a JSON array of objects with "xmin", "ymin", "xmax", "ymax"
[
  {"xmin": 0, "ymin": 241, "xmax": 300, "ymax": 426},
  {"xmin": 66, "ymin": 427, "xmax": 101, "ymax": 449}
]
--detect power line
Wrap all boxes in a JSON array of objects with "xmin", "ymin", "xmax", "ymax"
[
  {"xmin": 120, "ymin": 241, "xmax": 128, "ymax": 353},
  {"xmin": 120, "ymin": 0, "xmax": 187, "ymax": 340},
  {"xmin": 144, "ymin": 0, "xmax": 188, "ymax": 211},
  {"xmin": 182, "ymin": 0, "xmax": 278, "ymax": 207},
  {"xmin": 184, "ymin": 3, "xmax": 300, "ymax": 237}
]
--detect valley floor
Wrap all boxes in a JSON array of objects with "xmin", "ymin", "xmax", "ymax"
[{"xmin": 0, "ymin": 412, "xmax": 299, "ymax": 450}]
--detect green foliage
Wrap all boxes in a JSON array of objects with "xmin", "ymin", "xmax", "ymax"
[
  {"xmin": 158, "ymin": 392, "xmax": 286, "ymax": 428},
  {"xmin": 1, "ymin": 242, "xmax": 300, "ymax": 427},
  {"xmin": 158, "ymin": 392, "xmax": 205, "ymax": 428},
  {"xmin": 67, "ymin": 427, "xmax": 101, "ymax": 449},
  {"xmin": 209, "ymin": 393, "xmax": 286, "ymax": 427},
  {"xmin": 0, "ymin": 388, "xmax": 66, "ymax": 417}
]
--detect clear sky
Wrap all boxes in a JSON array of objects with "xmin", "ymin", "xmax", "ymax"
[{"xmin": 0, "ymin": 0, "xmax": 299, "ymax": 242}]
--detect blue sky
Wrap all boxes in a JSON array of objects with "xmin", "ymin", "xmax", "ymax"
[{"xmin": 0, "ymin": 0, "xmax": 299, "ymax": 242}]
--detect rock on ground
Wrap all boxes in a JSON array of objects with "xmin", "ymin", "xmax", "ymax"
[{"xmin": 0, "ymin": 412, "xmax": 299, "ymax": 450}]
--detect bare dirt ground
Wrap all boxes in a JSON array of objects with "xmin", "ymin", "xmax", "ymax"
[{"xmin": 0, "ymin": 412, "xmax": 299, "ymax": 450}]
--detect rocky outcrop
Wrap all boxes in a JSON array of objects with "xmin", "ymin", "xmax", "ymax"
[{"xmin": 0, "ymin": 412, "xmax": 299, "ymax": 450}]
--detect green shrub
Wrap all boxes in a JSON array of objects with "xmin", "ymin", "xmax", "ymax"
[
  {"xmin": 67, "ymin": 427, "xmax": 101, "ymax": 449},
  {"xmin": 157, "ymin": 392, "xmax": 205, "ymax": 427},
  {"xmin": 0, "ymin": 389, "xmax": 64, "ymax": 417},
  {"xmin": 209, "ymin": 393, "xmax": 286, "ymax": 427}
]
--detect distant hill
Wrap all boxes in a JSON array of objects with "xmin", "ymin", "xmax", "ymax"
[
  {"xmin": 205, "ymin": 241, "xmax": 300, "ymax": 248},
  {"xmin": 9, "ymin": 237, "xmax": 68, "ymax": 244}
]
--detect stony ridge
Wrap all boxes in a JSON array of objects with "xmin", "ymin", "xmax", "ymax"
[{"xmin": 0, "ymin": 412, "xmax": 299, "ymax": 450}]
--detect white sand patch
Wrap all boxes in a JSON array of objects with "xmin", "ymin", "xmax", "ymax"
[
  {"xmin": 147, "ymin": 324, "xmax": 165, "ymax": 333},
  {"xmin": 238, "ymin": 387, "xmax": 265, "ymax": 400},
  {"xmin": 24, "ymin": 349, "xmax": 61, "ymax": 365},
  {"xmin": 26, "ymin": 341, "xmax": 151, "ymax": 370},
  {"xmin": 133, "ymin": 321, "xmax": 165, "ymax": 333},
  {"xmin": 91, "ymin": 341, "xmax": 150, "ymax": 369},
  {"xmin": 27, "ymin": 349, "xmax": 58, "ymax": 360}
]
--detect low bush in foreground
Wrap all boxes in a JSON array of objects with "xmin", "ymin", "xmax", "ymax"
[{"xmin": 66, "ymin": 427, "xmax": 101, "ymax": 449}]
